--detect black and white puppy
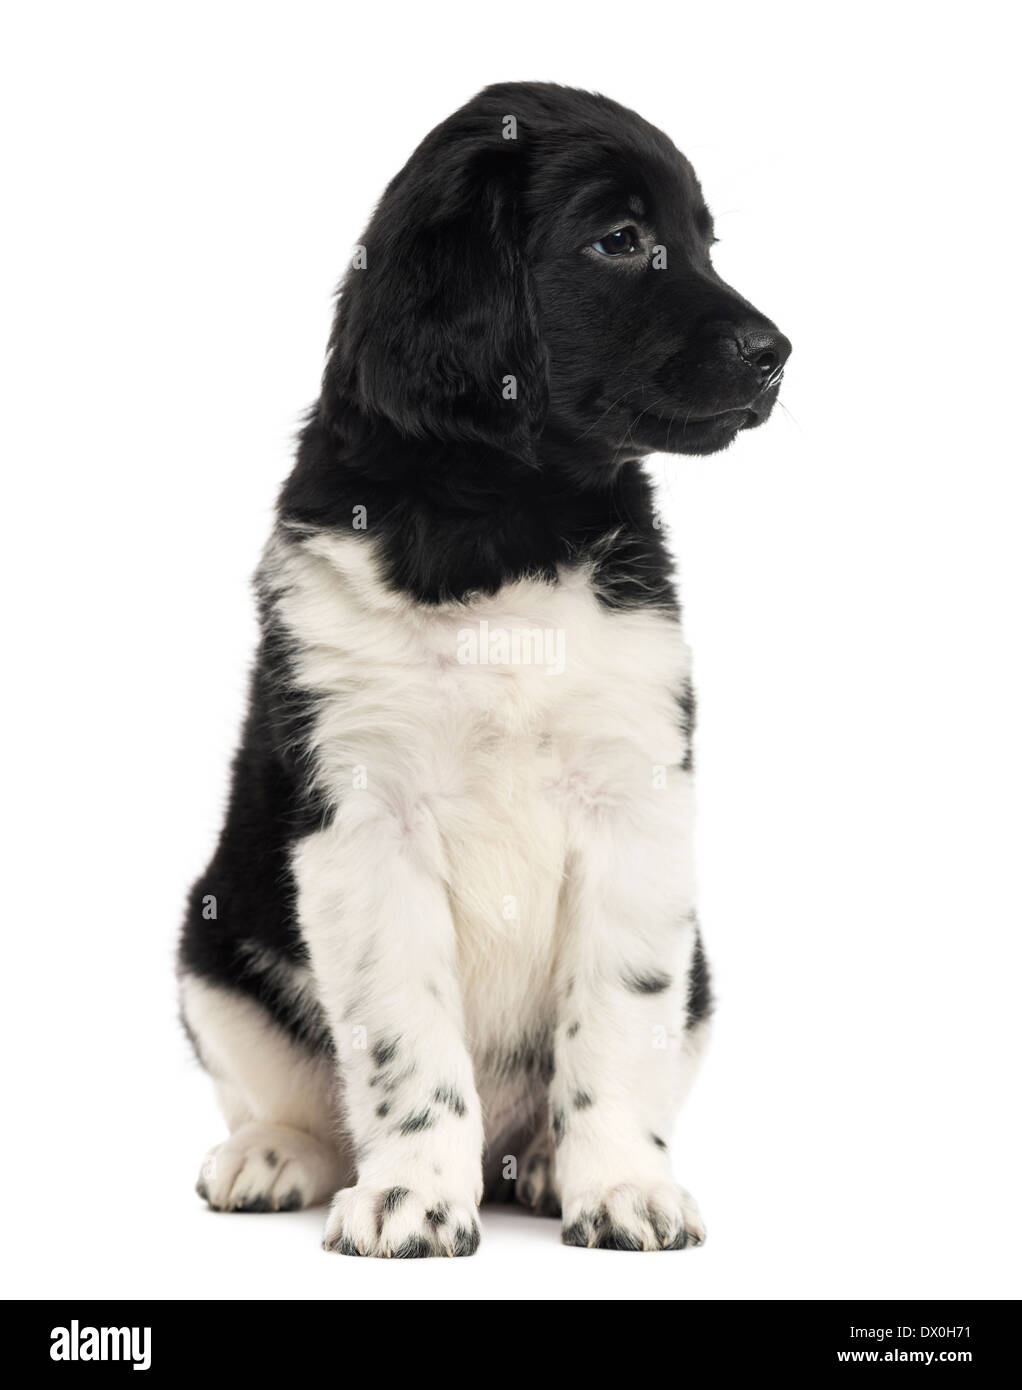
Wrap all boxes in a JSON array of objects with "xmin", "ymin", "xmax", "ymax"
[{"xmin": 179, "ymin": 82, "xmax": 790, "ymax": 1256}]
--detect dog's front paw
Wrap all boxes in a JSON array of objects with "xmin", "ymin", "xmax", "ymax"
[
  {"xmin": 323, "ymin": 1183, "xmax": 481, "ymax": 1258},
  {"xmin": 562, "ymin": 1181, "xmax": 705, "ymax": 1251}
]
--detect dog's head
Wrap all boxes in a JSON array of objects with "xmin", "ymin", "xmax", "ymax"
[{"xmin": 326, "ymin": 83, "xmax": 790, "ymax": 469}]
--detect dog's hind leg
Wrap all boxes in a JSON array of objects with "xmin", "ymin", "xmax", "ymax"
[
  {"xmin": 180, "ymin": 972, "xmax": 352, "ymax": 1212},
  {"xmin": 514, "ymin": 1125, "xmax": 562, "ymax": 1218}
]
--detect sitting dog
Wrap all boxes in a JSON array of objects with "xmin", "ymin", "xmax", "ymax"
[{"xmin": 179, "ymin": 82, "xmax": 790, "ymax": 1256}]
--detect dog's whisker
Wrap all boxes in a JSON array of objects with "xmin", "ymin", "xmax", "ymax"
[
  {"xmin": 611, "ymin": 392, "xmax": 672, "ymax": 467},
  {"xmin": 573, "ymin": 384, "xmax": 645, "ymax": 441}
]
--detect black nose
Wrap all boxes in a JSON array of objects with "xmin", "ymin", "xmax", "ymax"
[{"xmin": 737, "ymin": 328, "xmax": 792, "ymax": 386}]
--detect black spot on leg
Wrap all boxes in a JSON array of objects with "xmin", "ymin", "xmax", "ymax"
[
  {"xmin": 624, "ymin": 969, "xmax": 672, "ymax": 995},
  {"xmin": 552, "ymin": 1107, "xmax": 566, "ymax": 1146},
  {"xmin": 276, "ymin": 1188, "xmax": 302, "ymax": 1212},
  {"xmin": 432, "ymin": 1084, "xmax": 467, "ymax": 1117},
  {"xmin": 686, "ymin": 922, "xmax": 714, "ymax": 1028},
  {"xmin": 383, "ymin": 1186, "xmax": 409, "ymax": 1214},
  {"xmin": 650, "ymin": 1133, "xmax": 668, "ymax": 1150},
  {"xmin": 369, "ymin": 1062, "xmax": 416, "ymax": 1092},
  {"xmin": 264, "ymin": 1150, "xmax": 278, "ymax": 1166},
  {"xmin": 371, "ymin": 1037, "xmax": 400, "ymax": 1068},
  {"xmin": 573, "ymin": 1090, "xmax": 594, "ymax": 1110},
  {"xmin": 376, "ymin": 1102, "xmax": 390, "ymax": 1117},
  {"xmin": 678, "ymin": 679, "xmax": 697, "ymax": 773},
  {"xmin": 425, "ymin": 1203, "xmax": 449, "ymax": 1228},
  {"xmin": 566, "ymin": 1021, "xmax": 580, "ymax": 1039},
  {"xmin": 399, "ymin": 1108, "xmax": 436, "ymax": 1135}
]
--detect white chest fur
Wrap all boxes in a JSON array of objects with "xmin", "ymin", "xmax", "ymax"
[{"xmin": 266, "ymin": 527, "xmax": 691, "ymax": 1067}]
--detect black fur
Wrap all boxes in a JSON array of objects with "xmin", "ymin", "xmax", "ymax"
[
  {"xmin": 686, "ymin": 924, "xmax": 714, "ymax": 1029},
  {"xmin": 432, "ymin": 1085, "xmax": 469, "ymax": 1117},
  {"xmin": 399, "ymin": 1108, "xmax": 436, "ymax": 1136},
  {"xmin": 180, "ymin": 81, "xmax": 788, "ymax": 1068},
  {"xmin": 371, "ymin": 1038, "xmax": 400, "ymax": 1069},
  {"xmin": 679, "ymin": 679, "xmax": 697, "ymax": 773},
  {"xmin": 383, "ymin": 1187, "xmax": 409, "ymax": 1215},
  {"xmin": 552, "ymin": 1107, "xmax": 566, "ymax": 1147},
  {"xmin": 625, "ymin": 969, "xmax": 673, "ymax": 995}
]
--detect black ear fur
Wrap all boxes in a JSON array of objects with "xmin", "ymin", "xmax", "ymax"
[{"xmin": 324, "ymin": 112, "xmax": 548, "ymax": 457}]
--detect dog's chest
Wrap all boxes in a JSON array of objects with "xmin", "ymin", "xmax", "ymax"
[{"xmin": 271, "ymin": 531, "xmax": 688, "ymax": 1045}]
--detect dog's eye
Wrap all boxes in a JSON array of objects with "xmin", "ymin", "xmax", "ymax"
[{"xmin": 591, "ymin": 226, "xmax": 640, "ymax": 257}]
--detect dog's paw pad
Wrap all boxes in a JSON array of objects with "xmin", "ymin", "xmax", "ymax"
[
  {"xmin": 197, "ymin": 1123, "xmax": 341, "ymax": 1213},
  {"xmin": 323, "ymin": 1184, "xmax": 480, "ymax": 1258},
  {"xmin": 562, "ymin": 1181, "xmax": 705, "ymax": 1251}
]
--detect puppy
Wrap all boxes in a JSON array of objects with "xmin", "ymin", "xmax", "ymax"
[{"xmin": 179, "ymin": 82, "xmax": 790, "ymax": 1256}]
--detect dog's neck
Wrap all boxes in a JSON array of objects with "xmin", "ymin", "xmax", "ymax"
[{"xmin": 278, "ymin": 406, "xmax": 678, "ymax": 610}]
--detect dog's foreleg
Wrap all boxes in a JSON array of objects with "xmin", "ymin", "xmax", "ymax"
[
  {"xmin": 293, "ymin": 797, "xmax": 484, "ymax": 1257},
  {"xmin": 551, "ymin": 771, "xmax": 707, "ymax": 1250}
]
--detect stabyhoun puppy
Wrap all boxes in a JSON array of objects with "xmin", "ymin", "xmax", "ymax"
[{"xmin": 179, "ymin": 82, "xmax": 791, "ymax": 1256}]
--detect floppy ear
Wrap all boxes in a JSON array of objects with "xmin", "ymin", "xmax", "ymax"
[{"xmin": 325, "ymin": 130, "xmax": 548, "ymax": 457}]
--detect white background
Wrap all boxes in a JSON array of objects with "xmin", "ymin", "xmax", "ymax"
[{"xmin": 3, "ymin": 0, "xmax": 1020, "ymax": 1301}]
